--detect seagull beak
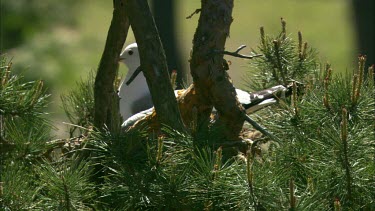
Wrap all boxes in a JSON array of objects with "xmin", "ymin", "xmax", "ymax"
[
  {"xmin": 118, "ymin": 57, "xmax": 125, "ymax": 62},
  {"xmin": 126, "ymin": 66, "xmax": 142, "ymax": 86}
]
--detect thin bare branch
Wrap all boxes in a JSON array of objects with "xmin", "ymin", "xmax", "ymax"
[
  {"xmin": 243, "ymin": 113, "xmax": 282, "ymax": 142},
  {"xmin": 214, "ymin": 45, "xmax": 262, "ymax": 59},
  {"xmin": 186, "ymin": 9, "xmax": 201, "ymax": 19}
]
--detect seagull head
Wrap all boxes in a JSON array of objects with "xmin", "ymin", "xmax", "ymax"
[
  {"xmin": 119, "ymin": 43, "xmax": 140, "ymax": 74},
  {"xmin": 119, "ymin": 43, "xmax": 144, "ymax": 85}
]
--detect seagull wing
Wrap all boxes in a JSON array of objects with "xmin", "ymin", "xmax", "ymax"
[
  {"xmin": 237, "ymin": 85, "xmax": 288, "ymax": 113},
  {"xmin": 121, "ymin": 85, "xmax": 293, "ymax": 128},
  {"xmin": 122, "ymin": 107, "xmax": 154, "ymax": 129}
]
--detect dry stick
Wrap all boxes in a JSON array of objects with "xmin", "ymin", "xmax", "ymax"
[{"xmin": 289, "ymin": 178, "xmax": 296, "ymax": 210}]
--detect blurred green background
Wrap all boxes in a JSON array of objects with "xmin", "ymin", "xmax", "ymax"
[{"xmin": 1, "ymin": 0, "xmax": 358, "ymax": 137}]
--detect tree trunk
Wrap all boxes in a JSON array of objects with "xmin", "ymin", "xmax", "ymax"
[
  {"xmin": 124, "ymin": 0, "xmax": 186, "ymax": 133},
  {"xmin": 352, "ymin": 0, "xmax": 375, "ymax": 75},
  {"xmin": 152, "ymin": 0, "xmax": 185, "ymax": 89},
  {"xmin": 189, "ymin": 0, "xmax": 245, "ymax": 140},
  {"xmin": 94, "ymin": 0, "xmax": 130, "ymax": 132}
]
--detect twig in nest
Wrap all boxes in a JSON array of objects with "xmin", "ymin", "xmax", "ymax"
[
  {"xmin": 243, "ymin": 113, "xmax": 282, "ymax": 142},
  {"xmin": 186, "ymin": 9, "xmax": 201, "ymax": 19},
  {"xmin": 215, "ymin": 45, "xmax": 262, "ymax": 59}
]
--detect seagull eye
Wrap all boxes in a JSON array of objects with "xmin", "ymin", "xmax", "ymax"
[{"xmin": 128, "ymin": 50, "xmax": 133, "ymax": 55}]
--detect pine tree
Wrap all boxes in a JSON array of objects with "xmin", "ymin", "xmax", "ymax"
[
  {"xmin": 0, "ymin": 56, "xmax": 51, "ymax": 209},
  {"xmin": 0, "ymin": 56, "xmax": 96, "ymax": 210},
  {"xmin": 1, "ymin": 18, "xmax": 374, "ymax": 210},
  {"xmin": 244, "ymin": 20, "xmax": 374, "ymax": 210}
]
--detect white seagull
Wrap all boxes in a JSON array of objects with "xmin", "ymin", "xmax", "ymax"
[
  {"xmin": 118, "ymin": 43, "xmax": 291, "ymax": 128},
  {"xmin": 119, "ymin": 43, "xmax": 153, "ymax": 121}
]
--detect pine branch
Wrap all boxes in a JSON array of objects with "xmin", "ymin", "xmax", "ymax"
[
  {"xmin": 246, "ymin": 20, "xmax": 318, "ymax": 90},
  {"xmin": 61, "ymin": 73, "xmax": 95, "ymax": 137},
  {"xmin": 340, "ymin": 108, "xmax": 352, "ymax": 202}
]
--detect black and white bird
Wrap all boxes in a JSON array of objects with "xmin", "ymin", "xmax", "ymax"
[{"xmin": 119, "ymin": 43, "xmax": 291, "ymax": 128}]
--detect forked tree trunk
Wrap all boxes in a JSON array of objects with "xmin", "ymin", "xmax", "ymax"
[
  {"xmin": 188, "ymin": 0, "xmax": 245, "ymax": 140},
  {"xmin": 129, "ymin": 0, "xmax": 245, "ymax": 141},
  {"xmin": 94, "ymin": 0, "xmax": 130, "ymax": 132}
]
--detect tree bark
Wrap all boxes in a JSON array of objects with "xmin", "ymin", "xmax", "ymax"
[
  {"xmin": 94, "ymin": 0, "xmax": 130, "ymax": 132},
  {"xmin": 189, "ymin": 0, "xmax": 245, "ymax": 140},
  {"xmin": 124, "ymin": 0, "xmax": 185, "ymax": 133}
]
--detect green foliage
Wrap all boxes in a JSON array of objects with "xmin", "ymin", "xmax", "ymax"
[
  {"xmin": 0, "ymin": 61, "xmax": 49, "ymax": 119},
  {"xmin": 0, "ymin": 56, "xmax": 97, "ymax": 210},
  {"xmin": 88, "ymin": 127, "xmax": 255, "ymax": 210},
  {"xmin": 246, "ymin": 18, "xmax": 318, "ymax": 90},
  {"xmin": 61, "ymin": 72, "xmax": 95, "ymax": 137},
  {"xmin": 0, "ymin": 164, "xmax": 37, "ymax": 210},
  {"xmin": 34, "ymin": 159, "xmax": 95, "ymax": 210},
  {"xmin": 245, "ymin": 47, "xmax": 374, "ymax": 209},
  {"xmin": 0, "ymin": 56, "xmax": 51, "ymax": 209},
  {"xmin": 241, "ymin": 23, "xmax": 373, "ymax": 210},
  {"xmin": 0, "ymin": 57, "xmax": 51, "ymax": 160}
]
